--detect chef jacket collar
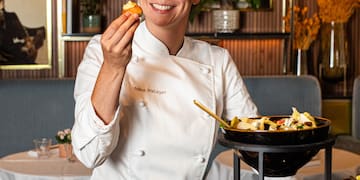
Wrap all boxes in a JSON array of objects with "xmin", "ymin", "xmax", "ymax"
[{"xmin": 134, "ymin": 22, "xmax": 192, "ymax": 59}]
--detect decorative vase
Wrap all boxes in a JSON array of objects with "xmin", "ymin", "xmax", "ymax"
[
  {"xmin": 212, "ymin": 10, "xmax": 240, "ymax": 33},
  {"xmin": 82, "ymin": 15, "xmax": 101, "ymax": 33},
  {"xmin": 212, "ymin": 0, "xmax": 240, "ymax": 33},
  {"xmin": 58, "ymin": 143, "xmax": 73, "ymax": 158},
  {"xmin": 319, "ymin": 21, "xmax": 348, "ymax": 82},
  {"xmin": 294, "ymin": 49, "xmax": 308, "ymax": 76}
]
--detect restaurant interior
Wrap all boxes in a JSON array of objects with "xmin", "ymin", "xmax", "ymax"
[{"xmin": 0, "ymin": 0, "xmax": 360, "ymax": 179}]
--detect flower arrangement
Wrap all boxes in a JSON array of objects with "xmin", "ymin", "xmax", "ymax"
[
  {"xmin": 55, "ymin": 128, "xmax": 71, "ymax": 144},
  {"xmin": 317, "ymin": 0, "xmax": 360, "ymax": 23},
  {"xmin": 284, "ymin": 6, "xmax": 321, "ymax": 50}
]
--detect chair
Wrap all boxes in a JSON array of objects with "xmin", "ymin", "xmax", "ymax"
[
  {"xmin": 330, "ymin": 77, "xmax": 360, "ymax": 155},
  {"xmin": 206, "ymin": 75, "xmax": 322, "ymax": 174},
  {"xmin": 243, "ymin": 75, "xmax": 322, "ymax": 116},
  {"xmin": 352, "ymin": 76, "xmax": 360, "ymax": 140}
]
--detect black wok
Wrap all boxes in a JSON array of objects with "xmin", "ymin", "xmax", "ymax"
[{"xmin": 221, "ymin": 116, "xmax": 331, "ymax": 177}]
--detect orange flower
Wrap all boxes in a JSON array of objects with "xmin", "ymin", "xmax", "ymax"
[
  {"xmin": 317, "ymin": 0, "xmax": 359, "ymax": 23},
  {"xmin": 284, "ymin": 6, "xmax": 321, "ymax": 50}
]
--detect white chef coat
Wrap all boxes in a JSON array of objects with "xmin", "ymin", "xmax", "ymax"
[{"xmin": 71, "ymin": 22, "xmax": 258, "ymax": 180}]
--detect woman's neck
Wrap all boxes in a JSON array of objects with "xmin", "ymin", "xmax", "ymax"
[{"xmin": 146, "ymin": 22, "xmax": 186, "ymax": 55}]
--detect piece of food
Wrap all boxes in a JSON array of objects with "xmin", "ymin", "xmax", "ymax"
[
  {"xmin": 122, "ymin": 1, "xmax": 143, "ymax": 16},
  {"xmin": 236, "ymin": 121, "xmax": 257, "ymax": 130},
  {"xmin": 230, "ymin": 116, "xmax": 239, "ymax": 128},
  {"xmin": 227, "ymin": 107, "xmax": 317, "ymax": 131}
]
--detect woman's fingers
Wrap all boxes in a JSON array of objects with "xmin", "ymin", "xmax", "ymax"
[
  {"xmin": 101, "ymin": 13, "xmax": 139, "ymax": 52},
  {"xmin": 111, "ymin": 19, "xmax": 139, "ymax": 52},
  {"xmin": 102, "ymin": 12, "xmax": 132, "ymax": 40},
  {"xmin": 100, "ymin": 13, "xmax": 140, "ymax": 69}
]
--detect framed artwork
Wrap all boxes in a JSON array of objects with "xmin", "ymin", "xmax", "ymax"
[{"xmin": 0, "ymin": 0, "xmax": 55, "ymax": 70}]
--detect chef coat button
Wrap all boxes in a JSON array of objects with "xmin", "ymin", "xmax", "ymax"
[
  {"xmin": 133, "ymin": 57, "xmax": 138, "ymax": 63},
  {"xmin": 139, "ymin": 101, "xmax": 146, "ymax": 107},
  {"xmin": 136, "ymin": 150, "xmax": 145, "ymax": 156},
  {"xmin": 133, "ymin": 57, "xmax": 140, "ymax": 63},
  {"xmin": 201, "ymin": 67, "xmax": 210, "ymax": 74},
  {"xmin": 198, "ymin": 156, "xmax": 206, "ymax": 163}
]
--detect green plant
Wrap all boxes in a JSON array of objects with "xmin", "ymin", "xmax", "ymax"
[
  {"xmin": 80, "ymin": 0, "xmax": 101, "ymax": 16},
  {"xmin": 190, "ymin": 0, "xmax": 240, "ymax": 23},
  {"xmin": 189, "ymin": 0, "xmax": 271, "ymax": 23},
  {"xmin": 189, "ymin": 0, "xmax": 242, "ymax": 23},
  {"xmin": 246, "ymin": 0, "xmax": 261, "ymax": 9},
  {"xmin": 189, "ymin": 0, "xmax": 217, "ymax": 23}
]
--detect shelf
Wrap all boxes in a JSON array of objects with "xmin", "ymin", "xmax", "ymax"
[
  {"xmin": 61, "ymin": 32, "xmax": 290, "ymax": 42},
  {"xmin": 186, "ymin": 32, "xmax": 290, "ymax": 40},
  {"xmin": 61, "ymin": 33, "xmax": 99, "ymax": 41}
]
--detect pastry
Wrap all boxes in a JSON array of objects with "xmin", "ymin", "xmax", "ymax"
[{"xmin": 122, "ymin": 1, "xmax": 143, "ymax": 16}]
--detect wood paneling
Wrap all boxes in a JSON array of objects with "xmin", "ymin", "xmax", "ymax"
[
  {"xmin": 221, "ymin": 39, "xmax": 285, "ymax": 75},
  {"xmin": 64, "ymin": 41, "xmax": 89, "ymax": 78},
  {"xmin": 1, "ymin": 0, "xmax": 359, "ymax": 98},
  {"xmin": 187, "ymin": 0, "xmax": 285, "ymax": 33}
]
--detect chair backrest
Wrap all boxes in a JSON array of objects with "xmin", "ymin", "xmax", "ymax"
[
  {"xmin": 0, "ymin": 79, "xmax": 75, "ymax": 157},
  {"xmin": 352, "ymin": 76, "xmax": 360, "ymax": 140},
  {"xmin": 243, "ymin": 75, "xmax": 322, "ymax": 116},
  {"xmin": 206, "ymin": 75, "xmax": 322, "ymax": 173}
]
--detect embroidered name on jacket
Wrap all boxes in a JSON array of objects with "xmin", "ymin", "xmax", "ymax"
[{"xmin": 134, "ymin": 86, "xmax": 166, "ymax": 95}]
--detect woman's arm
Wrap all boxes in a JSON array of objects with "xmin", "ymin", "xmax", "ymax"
[{"xmin": 71, "ymin": 13, "xmax": 140, "ymax": 168}]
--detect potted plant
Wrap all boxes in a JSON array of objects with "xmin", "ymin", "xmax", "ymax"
[
  {"xmin": 80, "ymin": 0, "xmax": 101, "ymax": 33},
  {"xmin": 190, "ymin": 0, "xmax": 240, "ymax": 32},
  {"xmin": 189, "ymin": 0, "xmax": 220, "ymax": 23},
  {"xmin": 55, "ymin": 128, "xmax": 72, "ymax": 158},
  {"xmin": 189, "ymin": 0, "xmax": 271, "ymax": 23}
]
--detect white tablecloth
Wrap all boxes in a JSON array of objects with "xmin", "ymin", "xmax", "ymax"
[
  {"xmin": 0, "ymin": 149, "xmax": 92, "ymax": 180},
  {"xmin": 206, "ymin": 148, "xmax": 360, "ymax": 180}
]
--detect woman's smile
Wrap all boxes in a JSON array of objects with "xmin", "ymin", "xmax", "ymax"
[{"xmin": 150, "ymin": 3, "xmax": 175, "ymax": 12}]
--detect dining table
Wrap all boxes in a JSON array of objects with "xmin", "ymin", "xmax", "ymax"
[{"xmin": 0, "ymin": 148, "xmax": 92, "ymax": 180}]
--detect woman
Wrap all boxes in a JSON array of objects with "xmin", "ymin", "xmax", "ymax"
[{"xmin": 71, "ymin": 0, "xmax": 258, "ymax": 179}]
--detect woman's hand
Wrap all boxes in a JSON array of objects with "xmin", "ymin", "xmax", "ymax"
[{"xmin": 100, "ymin": 12, "xmax": 140, "ymax": 71}]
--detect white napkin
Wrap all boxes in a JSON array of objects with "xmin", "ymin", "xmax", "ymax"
[{"xmin": 27, "ymin": 150, "xmax": 38, "ymax": 158}]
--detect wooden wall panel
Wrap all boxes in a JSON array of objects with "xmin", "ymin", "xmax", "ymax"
[
  {"xmin": 2, "ymin": 0, "xmax": 359, "ymax": 98},
  {"xmin": 187, "ymin": 0, "xmax": 285, "ymax": 33},
  {"xmin": 240, "ymin": 0, "xmax": 284, "ymax": 33},
  {"xmin": 60, "ymin": 0, "xmax": 360, "ymax": 98},
  {"xmin": 64, "ymin": 41, "xmax": 89, "ymax": 78},
  {"xmin": 221, "ymin": 39, "xmax": 285, "ymax": 75}
]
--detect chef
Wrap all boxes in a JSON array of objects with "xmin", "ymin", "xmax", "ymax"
[{"xmin": 71, "ymin": 0, "xmax": 258, "ymax": 179}]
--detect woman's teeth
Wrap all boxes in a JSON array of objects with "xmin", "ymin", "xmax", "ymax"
[{"xmin": 152, "ymin": 4, "xmax": 172, "ymax": 10}]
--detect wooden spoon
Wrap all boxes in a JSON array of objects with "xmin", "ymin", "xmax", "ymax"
[{"xmin": 193, "ymin": 100, "xmax": 231, "ymax": 128}]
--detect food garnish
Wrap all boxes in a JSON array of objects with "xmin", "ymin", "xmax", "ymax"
[{"xmin": 229, "ymin": 107, "xmax": 317, "ymax": 131}]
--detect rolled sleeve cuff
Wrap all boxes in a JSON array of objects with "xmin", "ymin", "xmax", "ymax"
[
  {"xmin": 74, "ymin": 100, "xmax": 120, "ymax": 150},
  {"xmin": 89, "ymin": 103, "xmax": 119, "ymax": 133}
]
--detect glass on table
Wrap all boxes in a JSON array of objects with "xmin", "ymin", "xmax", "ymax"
[{"xmin": 33, "ymin": 138, "xmax": 52, "ymax": 158}]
